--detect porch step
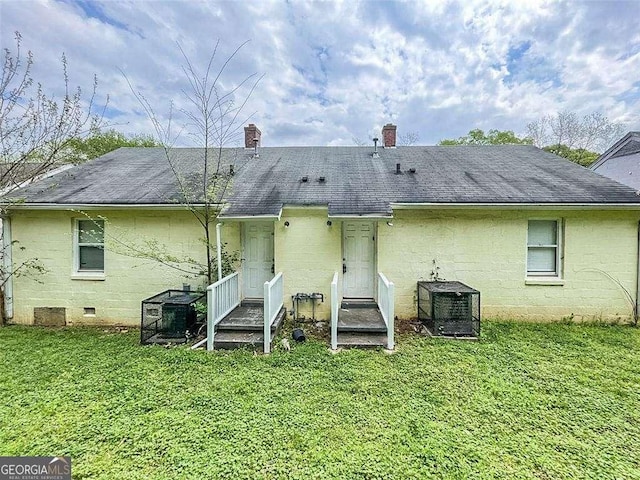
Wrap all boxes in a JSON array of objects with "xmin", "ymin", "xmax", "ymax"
[
  {"xmin": 341, "ymin": 298, "xmax": 377, "ymax": 309},
  {"xmin": 217, "ymin": 306, "xmax": 266, "ymax": 331},
  {"xmin": 214, "ymin": 330, "xmax": 266, "ymax": 350},
  {"xmin": 241, "ymin": 298, "xmax": 263, "ymax": 307},
  {"xmin": 337, "ymin": 307, "xmax": 386, "ymax": 333},
  {"xmin": 213, "ymin": 307, "xmax": 286, "ymax": 350},
  {"xmin": 337, "ymin": 332, "xmax": 388, "ymax": 349}
]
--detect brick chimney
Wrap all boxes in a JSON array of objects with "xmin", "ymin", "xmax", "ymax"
[
  {"xmin": 382, "ymin": 123, "xmax": 397, "ymax": 148},
  {"xmin": 244, "ymin": 124, "xmax": 261, "ymax": 148}
]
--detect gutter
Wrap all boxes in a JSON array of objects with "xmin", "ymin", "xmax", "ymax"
[
  {"xmin": 327, "ymin": 213, "xmax": 393, "ymax": 219},
  {"xmin": 5, "ymin": 203, "xmax": 213, "ymax": 210},
  {"xmin": 391, "ymin": 202, "xmax": 640, "ymax": 211},
  {"xmin": 217, "ymin": 208, "xmax": 283, "ymax": 221}
]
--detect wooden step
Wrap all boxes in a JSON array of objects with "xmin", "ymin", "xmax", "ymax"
[{"xmin": 337, "ymin": 332, "xmax": 388, "ymax": 349}]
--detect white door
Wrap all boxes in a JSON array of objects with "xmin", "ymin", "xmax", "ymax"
[
  {"xmin": 343, "ymin": 221, "xmax": 375, "ymax": 298},
  {"xmin": 242, "ymin": 222, "xmax": 274, "ymax": 298}
]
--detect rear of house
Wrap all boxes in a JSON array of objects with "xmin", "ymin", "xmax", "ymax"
[{"xmin": 5, "ymin": 125, "xmax": 640, "ymax": 331}]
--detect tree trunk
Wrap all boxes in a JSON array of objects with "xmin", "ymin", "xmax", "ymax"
[{"xmin": 0, "ymin": 287, "xmax": 6, "ymax": 326}]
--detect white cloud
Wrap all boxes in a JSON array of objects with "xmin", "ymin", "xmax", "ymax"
[{"xmin": 1, "ymin": 0, "xmax": 639, "ymax": 150}]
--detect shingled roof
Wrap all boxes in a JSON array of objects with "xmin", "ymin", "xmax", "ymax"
[
  {"xmin": 8, "ymin": 145, "xmax": 640, "ymax": 216},
  {"xmin": 591, "ymin": 132, "xmax": 640, "ymax": 190}
]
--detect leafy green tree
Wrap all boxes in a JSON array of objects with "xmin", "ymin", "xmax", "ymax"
[
  {"xmin": 439, "ymin": 119, "xmax": 614, "ymax": 167},
  {"xmin": 439, "ymin": 129, "xmax": 532, "ymax": 145},
  {"xmin": 65, "ymin": 129, "xmax": 160, "ymax": 164},
  {"xmin": 541, "ymin": 144, "xmax": 599, "ymax": 167}
]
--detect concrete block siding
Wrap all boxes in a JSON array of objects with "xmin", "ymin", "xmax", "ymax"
[
  {"xmin": 379, "ymin": 209, "xmax": 639, "ymax": 321},
  {"xmin": 10, "ymin": 209, "xmax": 240, "ymax": 326},
  {"xmin": 9, "ymin": 207, "xmax": 640, "ymax": 325}
]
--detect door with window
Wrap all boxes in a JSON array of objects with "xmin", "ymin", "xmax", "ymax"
[
  {"xmin": 242, "ymin": 222, "xmax": 274, "ymax": 298},
  {"xmin": 342, "ymin": 221, "xmax": 375, "ymax": 298}
]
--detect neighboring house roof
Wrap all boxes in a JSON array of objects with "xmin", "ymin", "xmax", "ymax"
[
  {"xmin": 6, "ymin": 145, "xmax": 640, "ymax": 217},
  {"xmin": 0, "ymin": 162, "xmax": 72, "ymax": 195},
  {"xmin": 591, "ymin": 132, "xmax": 640, "ymax": 190}
]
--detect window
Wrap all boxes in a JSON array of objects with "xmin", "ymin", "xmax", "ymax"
[
  {"xmin": 76, "ymin": 219, "xmax": 104, "ymax": 272},
  {"xmin": 527, "ymin": 220, "xmax": 561, "ymax": 277}
]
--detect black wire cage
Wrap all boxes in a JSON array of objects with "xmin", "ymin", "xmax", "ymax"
[
  {"xmin": 140, "ymin": 290, "xmax": 205, "ymax": 345},
  {"xmin": 417, "ymin": 281, "xmax": 480, "ymax": 337}
]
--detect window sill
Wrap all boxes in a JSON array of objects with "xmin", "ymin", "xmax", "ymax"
[
  {"xmin": 71, "ymin": 272, "xmax": 106, "ymax": 281},
  {"xmin": 525, "ymin": 277, "xmax": 564, "ymax": 286}
]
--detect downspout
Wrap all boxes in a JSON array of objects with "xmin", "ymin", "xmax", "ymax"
[
  {"xmin": 633, "ymin": 221, "xmax": 640, "ymax": 326},
  {"xmin": 2, "ymin": 216, "xmax": 13, "ymax": 320},
  {"xmin": 216, "ymin": 223, "xmax": 223, "ymax": 281}
]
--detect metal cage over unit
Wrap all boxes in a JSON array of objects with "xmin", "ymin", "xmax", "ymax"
[
  {"xmin": 417, "ymin": 281, "xmax": 480, "ymax": 337},
  {"xmin": 140, "ymin": 290, "xmax": 205, "ymax": 345}
]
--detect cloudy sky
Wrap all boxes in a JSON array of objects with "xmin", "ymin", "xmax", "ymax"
[{"xmin": 2, "ymin": 0, "xmax": 639, "ymax": 148}]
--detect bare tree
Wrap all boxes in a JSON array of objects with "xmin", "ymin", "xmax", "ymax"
[
  {"xmin": 0, "ymin": 32, "xmax": 106, "ymax": 192},
  {"xmin": 0, "ymin": 32, "xmax": 106, "ymax": 323},
  {"xmin": 123, "ymin": 40, "xmax": 263, "ymax": 285},
  {"xmin": 526, "ymin": 111, "xmax": 624, "ymax": 154},
  {"xmin": 352, "ymin": 136, "xmax": 366, "ymax": 147},
  {"xmin": 398, "ymin": 131, "xmax": 420, "ymax": 146}
]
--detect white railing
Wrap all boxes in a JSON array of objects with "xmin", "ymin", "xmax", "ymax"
[
  {"xmin": 378, "ymin": 272, "xmax": 395, "ymax": 350},
  {"xmin": 331, "ymin": 272, "xmax": 339, "ymax": 350},
  {"xmin": 207, "ymin": 272, "xmax": 240, "ymax": 351},
  {"xmin": 263, "ymin": 272, "xmax": 284, "ymax": 354}
]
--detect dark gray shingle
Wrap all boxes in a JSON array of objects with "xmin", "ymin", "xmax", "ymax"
[{"xmin": 8, "ymin": 145, "xmax": 640, "ymax": 216}]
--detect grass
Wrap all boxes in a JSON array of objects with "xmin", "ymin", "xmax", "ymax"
[{"xmin": 0, "ymin": 322, "xmax": 639, "ymax": 479}]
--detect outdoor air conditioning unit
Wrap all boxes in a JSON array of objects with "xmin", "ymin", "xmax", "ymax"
[
  {"xmin": 417, "ymin": 281, "xmax": 480, "ymax": 337},
  {"xmin": 140, "ymin": 290, "xmax": 205, "ymax": 345}
]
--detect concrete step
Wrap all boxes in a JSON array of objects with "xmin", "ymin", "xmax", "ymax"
[
  {"xmin": 218, "ymin": 307, "xmax": 285, "ymax": 332},
  {"xmin": 341, "ymin": 298, "xmax": 377, "ymax": 309},
  {"xmin": 214, "ymin": 330, "xmax": 265, "ymax": 350},
  {"xmin": 337, "ymin": 332, "xmax": 388, "ymax": 349},
  {"xmin": 213, "ymin": 308, "xmax": 286, "ymax": 350},
  {"xmin": 337, "ymin": 307, "xmax": 386, "ymax": 333},
  {"xmin": 241, "ymin": 298, "xmax": 263, "ymax": 307}
]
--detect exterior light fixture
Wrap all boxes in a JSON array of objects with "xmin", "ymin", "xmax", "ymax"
[{"xmin": 284, "ymin": 221, "xmax": 290, "ymax": 228}]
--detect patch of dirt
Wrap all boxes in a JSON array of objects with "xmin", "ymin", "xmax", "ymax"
[{"xmin": 395, "ymin": 317, "xmax": 428, "ymax": 335}]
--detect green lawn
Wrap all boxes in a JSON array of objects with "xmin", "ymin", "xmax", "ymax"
[{"xmin": 0, "ymin": 322, "xmax": 639, "ymax": 480}]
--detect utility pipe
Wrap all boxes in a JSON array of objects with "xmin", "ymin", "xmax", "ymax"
[
  {"xmin": 216, "ymin": 222, "xmax": 222, "ymax": 281},
  {"xmin": 2, "ymin": 217, "xmax": 13, "ymax": 319}
]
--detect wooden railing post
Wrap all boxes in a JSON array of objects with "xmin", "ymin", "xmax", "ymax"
[
  {"xmin": 206, "ymin": 272, "xmax": 240, "ymax": 352},
  {"xmin": 378, "ymin": 272, "xmax": 395, "ymax": 350},
  {"xmin": 264, "ymin": 280, "xmax": 271, "ymax": 354},
  {"xmin": 206, "ymin": 286, "xmax": 214, "ymax": 351},
  {"xmin": 331, "ymin": 272, "xmax": 339, "ymax": 350}
]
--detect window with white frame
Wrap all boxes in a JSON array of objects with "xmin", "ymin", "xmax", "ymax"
[
  {"xmin": 76, "ymin": 219, "xmax": 104, "ymax": 272},
  {"xmin": 527, "ymin": 220, "xmax": 561, "ymax": 277}
]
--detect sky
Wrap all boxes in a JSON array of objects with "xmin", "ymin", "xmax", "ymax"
[{"xmin": 1, "ymin": 0, "xmax": 639, "ymax": 148}]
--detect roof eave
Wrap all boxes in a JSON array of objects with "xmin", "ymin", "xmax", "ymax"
[{"xmin": 391, "ymin": 202, "xmax": 640, "ymax": 210}]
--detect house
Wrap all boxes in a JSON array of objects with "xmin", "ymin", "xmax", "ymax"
[
  {"xmin": 590, "ymin": 131, "xmax": 640, "ymax": 190},
  {"xmin": 4, "ymin": 124, "xmax": 640, "ymax": 348}
]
